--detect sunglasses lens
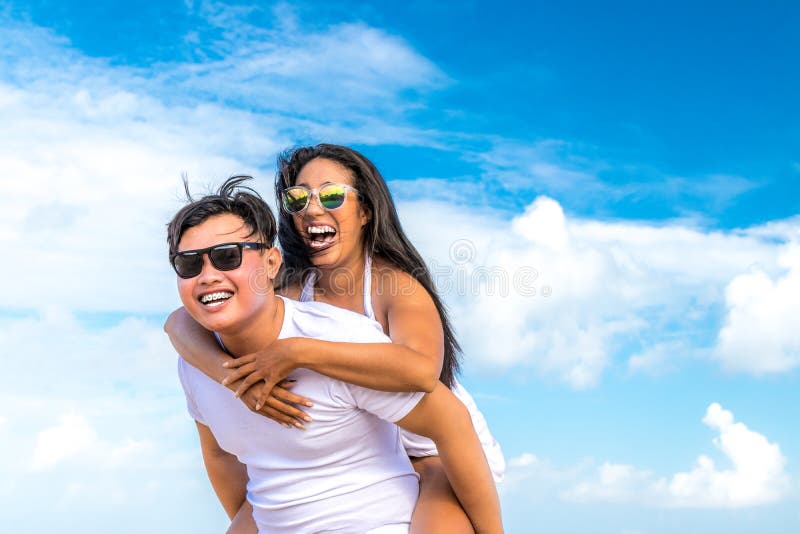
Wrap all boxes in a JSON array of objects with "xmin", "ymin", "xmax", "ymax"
[
  {"xmin": 283, "ymin": 187, "xmax": 309, "ymax": 213},
  {"xmin": 173, "ymin": 253, "xmax": 203, "ymax": 278},
  {"xmin": 209, "ymin": 244, "xmax": 242, "ymax": 271},
  {"xmin": 319, "ymin": 184, "xmax": 346, "ymax": 210}
]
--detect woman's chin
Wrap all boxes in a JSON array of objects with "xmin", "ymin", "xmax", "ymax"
[{"xmin": 308, "ymin": 244, "xmax": 340, "ymax": 267}]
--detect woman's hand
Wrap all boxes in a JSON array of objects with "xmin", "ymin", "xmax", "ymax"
[
  {"xmin": 237, "ymin": 379, "xmax": 312, "ymax": 429},
  {"xmin": 222, "ymin": 338, "xmax": 313, "ymax": 427}
]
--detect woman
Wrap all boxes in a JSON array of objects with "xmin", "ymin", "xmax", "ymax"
[{"xmin": 165, "ymin": 144, "xmax": 504, "ymax": 532}]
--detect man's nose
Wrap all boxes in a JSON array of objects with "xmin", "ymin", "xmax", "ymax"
[{"xmin": 196, "ymin": 256, "xmax": 224, "ymax": 284}]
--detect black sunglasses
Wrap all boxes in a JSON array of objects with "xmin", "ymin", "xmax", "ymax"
[{"xmin": 170, "ymin": 242, "xmax": 267, "ymax": 279}]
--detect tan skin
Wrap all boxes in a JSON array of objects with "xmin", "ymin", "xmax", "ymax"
[{"xmin": 165, "ymin": 158, "xmax": 487, "ymax": 532}]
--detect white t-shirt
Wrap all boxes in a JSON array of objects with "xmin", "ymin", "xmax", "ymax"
[{"xmin": 178, "ymin": 297, "xmax": 425, "ymax": 534}]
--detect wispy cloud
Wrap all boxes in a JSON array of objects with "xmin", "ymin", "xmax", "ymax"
[
  {"xmin": 156, "ymin": 1, "xmax": 451, "ymax": 146},
  {"xmin": 458, "ymin": 137, "xmax": 762, "ymax": 220}
]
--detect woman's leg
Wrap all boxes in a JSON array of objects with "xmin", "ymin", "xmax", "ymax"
[{"xmin": 410, "ymin": 456, "xmax": 475, "ymax": 534}]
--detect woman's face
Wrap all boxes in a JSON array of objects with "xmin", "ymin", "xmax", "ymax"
[{"xmin": 292, "ymin": 157, "xmax": 369, "ymax": 270}]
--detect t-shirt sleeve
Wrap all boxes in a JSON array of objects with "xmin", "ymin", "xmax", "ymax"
[
  {"xmin": 347, "ymin": 384, "xmax": 425, "ymax": 423},
  {"xmin": 177, "ymin": 358, "xmax": 205, "ymax": 425}
]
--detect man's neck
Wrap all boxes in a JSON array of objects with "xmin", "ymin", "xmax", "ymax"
[{"xmin": 217, "ymin": 295, "xmax": 285, "ymax": 357}]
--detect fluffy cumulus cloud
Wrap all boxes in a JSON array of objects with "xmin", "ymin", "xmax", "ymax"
[
  {"xmin": 400, "ymin": 195, "xmax": 792, "ymax": 387},
  {"xmin": 563, "ymin": 403, "xmax": 789, "ymax": 508},
  {"xmin": 714, "ymin": 244, "xmax": 800, "ymax": 373}
]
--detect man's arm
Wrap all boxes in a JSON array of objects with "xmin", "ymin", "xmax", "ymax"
[
  {"xmin": 227, "ymin": 500, "xmax": 257, "ymax": 534},
  {"xmin": 195, "ymin": 421, "xmax": 255, "ymax": 524},
  {"xmin": 395, "ymin": 385, "xmax": 504, "ymax": 534}
]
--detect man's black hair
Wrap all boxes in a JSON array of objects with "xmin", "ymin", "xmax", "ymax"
[{"xmin": 167, "ymin": 175, "xmax": 276, "ymax": 256}]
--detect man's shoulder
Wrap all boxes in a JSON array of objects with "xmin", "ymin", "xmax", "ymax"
[
  {"xmin": 281, "ymin": 297, "xmax": 389, "ymax": 344},
  {"xmin": 177, "ymin": 356, "xmax": 213, "ymax": 387}
]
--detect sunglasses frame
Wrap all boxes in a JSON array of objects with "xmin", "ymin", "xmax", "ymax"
[
  {"xmin": 281, "ymin": 182, "xmax": 359, "ymax": 214},
  {"xmin": 170, "ymin": 242, "xmax": 267, "ymax": 279}
]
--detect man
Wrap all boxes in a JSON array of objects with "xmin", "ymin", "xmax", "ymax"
[{"xmin": 167, "ymin": 177, "xmax": 503, "ymax": 533}]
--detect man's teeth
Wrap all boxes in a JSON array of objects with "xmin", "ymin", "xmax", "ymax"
[{"xmin": 200, "ymin": 291, "xmax": 233, "ymax": 305}]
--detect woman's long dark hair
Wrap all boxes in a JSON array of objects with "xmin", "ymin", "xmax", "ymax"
[{"xmin": 275, "ymin": 144, "xmax": 461, "ymax": 388}]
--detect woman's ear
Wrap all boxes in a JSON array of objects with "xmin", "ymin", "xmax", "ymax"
[{"xmin": 359, "ymin": 203, "xmax": 371, "ymax": 228}]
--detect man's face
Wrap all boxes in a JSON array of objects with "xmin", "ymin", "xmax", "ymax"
[{"xmin": 176, "ymin": 213, "xmax": 277, "ymax": 335}]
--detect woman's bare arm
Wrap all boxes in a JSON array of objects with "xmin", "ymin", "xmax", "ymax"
[
  {"xmin": 224, "ymin": 273, "xmax": 445, "ymax": 406},
  {"xmin": 165, "ymin": 307, "xmax": 231, "ymax": 382}
]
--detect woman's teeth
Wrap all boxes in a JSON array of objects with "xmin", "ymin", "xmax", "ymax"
[
  {"xmin": 307, "ymin": 225, "xmax": 335, "ymax": 235},
  {"xmin": 307, "ymin": 225, "xmax": 336, "ymax": 249}
]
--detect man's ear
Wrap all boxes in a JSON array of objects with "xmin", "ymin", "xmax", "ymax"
[
  {"xmin": 250, "ymin": 247, "xmax": 283, "ymax": 296},
  {"xmin": 264, "ymin": 247, "xmax": 283, "ymax": 280}
]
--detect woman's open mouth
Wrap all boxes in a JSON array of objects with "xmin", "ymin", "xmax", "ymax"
[{"xmin": 306, "ymin": 225, "xmax": 337, "ymax": 252}]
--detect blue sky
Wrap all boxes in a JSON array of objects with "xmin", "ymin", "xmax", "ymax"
[{"xmin": 1, "ymin": 1, "xmax": 798, "ymax": 532}]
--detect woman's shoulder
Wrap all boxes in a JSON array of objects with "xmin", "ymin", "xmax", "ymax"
[{"xmin": 371, "ymin": 256, "xmax": 432, "ymax": 305}]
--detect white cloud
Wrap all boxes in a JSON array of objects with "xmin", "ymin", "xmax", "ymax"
[
  {"xmin": 563, "ymin": 403, "xmax": 789, "ymax": 508},
  {"xmin": 0, "ymin": 309, "xmax": 178, "ymax": 397},
  {"xmin": 714, "ymin": 244, "xmax": 800, "ymax": 373},
  {"xmin": 470, "ymin": 138, "xmax": 760, "ymax": 219},
  {"xmin": 567, "ymin": 463, "xmax": 659, "ymax": 504},
  {"xmin": 164, "ymin": 1, "xmax": 449, "ymax": 138},
  {"xmin": 627, "ymin": 341, "xmax": 688, "ymax": 375},
  {"xmin": 501, "ymin": 452, "xmax": 593, "ymax": 502},
  {"xmin": 509, "ymin": 452, "xmax": 539, "ymax": 468},
  {"xmin": 31, "ymin": 412, "xmax": 97, "ymax": 471},
  {"xmin": 31, "ymin": 411, "xmax": 159, "ymax": 472},
  {"xmin": 401, "ymin": 195, "xmax": 788, "ymax": 387}
]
